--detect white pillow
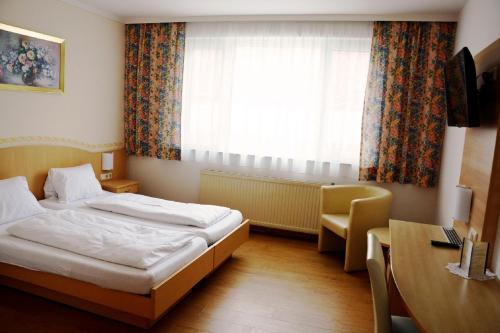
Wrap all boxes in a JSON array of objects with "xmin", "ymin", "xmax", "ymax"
[
  {"xmin": 43, "ymin": 173, "xmax": 57, "ymax": 198},
  {"xmin": 49, "ymin": 164, "xmax": 103, "ymax": 203},
  {"xmin": 0, "ymin": 176, "xmax": 46, "ymax": 224}
]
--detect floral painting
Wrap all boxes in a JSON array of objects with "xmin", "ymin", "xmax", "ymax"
[{"xmin": 0, "ymin": 23, "xmax": 64, "ymax": 92}]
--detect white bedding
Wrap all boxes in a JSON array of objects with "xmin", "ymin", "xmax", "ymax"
[
  {"xmin": 0, "ymin": 213, "xmax": 207, "ymax": 294},
  {"xmin": 87, "ymin": 193, "xmax": 231, "ymax": 228},
  {"xmin": 40, "ymin": 193, "xmax": 243, "ymax": 245},
  {"xmin": 8, "ymin": 210, "xmax": 195, "ymax": 269}
]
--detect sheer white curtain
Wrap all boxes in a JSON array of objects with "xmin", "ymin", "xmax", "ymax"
[{"xmin": 181, "ymin": 21, "xmax": 373, "ymax": 181}]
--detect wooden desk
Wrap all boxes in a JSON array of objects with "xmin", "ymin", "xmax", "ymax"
[{"xmin": 390, "ymin": 220, "xmax": 500, "ymax": 333}]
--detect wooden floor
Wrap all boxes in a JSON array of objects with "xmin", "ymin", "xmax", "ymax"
[{"xmin": 0, "ymin": 233, "xmax": 374, "ymax": 333}]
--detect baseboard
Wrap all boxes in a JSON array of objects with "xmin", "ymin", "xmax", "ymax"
[{"xmin": 250, "ymin": 225, "xmax": 318, "ymax": 242}]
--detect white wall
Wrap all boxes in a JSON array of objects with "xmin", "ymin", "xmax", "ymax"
[
  {"xmin": 435, "ymin": 127, "xmax": 466, "ymax": 227},
  {"xmin": 435, "ymin": 0, "xmax": 500, "ymax": 272},
  {"xmin": 0, "ymin": 0, "xmax": 124, "ymax": 146}
]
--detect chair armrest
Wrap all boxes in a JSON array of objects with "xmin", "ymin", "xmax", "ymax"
[
  {"xmin": 344, "ymin": 193, "xmax": 392, "ymax": 271},
  {"xmin": 348, "ymin": 195, "xmax": 392, "ymax": 245},
  {"xmin": 321, "ymin": 185, "xmax": 371, "ymax": 214},
  {"xmin": 350, "ymin": 195, "xmax": 392, "ymax": 230}
]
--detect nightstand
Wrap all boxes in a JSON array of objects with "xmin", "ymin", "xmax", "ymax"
[{"xmin": 101, "ymin": 179, "xmax": 139, "ymax": 194}]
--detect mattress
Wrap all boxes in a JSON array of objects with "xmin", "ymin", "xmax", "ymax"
[
  {"xmin": 0, "ymin": 213, "xmax": 208, "ymax": 294},
  {"xmin": 39, "ymin": 194, "xmax": 243, "ymax": 244}
]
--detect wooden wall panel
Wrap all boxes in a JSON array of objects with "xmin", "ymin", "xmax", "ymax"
[
  {"xmin": 112, "ymin": 148, "xmax": 127, "ymax": 180},
  {"xmin": 0, "ymin": 146, "xmax": 126, "ymax": 199},
  {"xmin": 457, "ymin": 39, "xmax": 500, "ymax": 266}
]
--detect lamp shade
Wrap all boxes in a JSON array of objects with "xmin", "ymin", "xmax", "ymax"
[
  {"xmin": 102, "ymin": 152, "xmax": 114, "ymax": 171},
  {"xmin": 452, "ymin": 185, "xmax": 472, "ymax": 223}
]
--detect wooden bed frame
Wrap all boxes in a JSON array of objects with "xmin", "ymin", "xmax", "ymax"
[{"xmin": 0, "ymin": 144, "xmax": 250, "ymax": 328}]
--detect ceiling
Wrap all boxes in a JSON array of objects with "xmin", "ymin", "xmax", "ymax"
[{"xmin": 63, "ymin": 0, "xmax": 466, "ymax": 23}]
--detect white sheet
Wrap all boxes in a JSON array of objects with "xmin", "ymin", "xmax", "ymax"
[
  {"xmin": 86, "ymin": 193, "xmax": 231, "ymax": 228},
  {"xmin": 8, "ymin": 210, "xmax": 196, "ymax": 269},
  {"xmin": 0, "ymin": 214, "xmax": 207, "ymax": 294},
  {"xmin": 40, "ymin": 194, "xmax": 243, "ymax": 244}
]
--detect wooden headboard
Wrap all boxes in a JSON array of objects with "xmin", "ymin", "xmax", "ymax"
[
  {"xmin": 456, "ymin": 39, "xmax": 500, "ymax": 266},
  {"xmin": 0, "ymin": 145, "xmax": 126, "ymax": 199}
]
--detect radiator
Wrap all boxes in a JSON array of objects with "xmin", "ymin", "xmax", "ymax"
[{"xmin": 200, "ymin": 170, "xmax": 323, "ymax": 234}]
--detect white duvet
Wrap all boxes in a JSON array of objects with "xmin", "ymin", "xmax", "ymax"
[
  {"xmin": 86, "ymin": 193, "xmax": 231, "ymax": 228},
  {"xmin": 7, "ymin": 210, "xmax": 195, "ymax": 269}
]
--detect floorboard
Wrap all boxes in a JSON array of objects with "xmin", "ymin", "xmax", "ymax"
[{"xmin": 0, "ymin": 233, "xmax": 373, "ymax": 333}]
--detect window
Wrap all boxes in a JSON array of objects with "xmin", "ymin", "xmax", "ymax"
[{"xmin": 181, "ymin": 21, "xmax": 373, "ymax": 179}]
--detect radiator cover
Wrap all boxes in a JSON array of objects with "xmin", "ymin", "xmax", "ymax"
[{"xmin": 200, "ymin": 170, "xmax": 323, "ymax": 234}]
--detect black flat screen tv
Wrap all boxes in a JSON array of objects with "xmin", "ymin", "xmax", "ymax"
[{"xmin": 445, "ymin": 47, "xmax": 480, "ymax": 127}]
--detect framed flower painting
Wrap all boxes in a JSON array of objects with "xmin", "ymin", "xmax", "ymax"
[{"xmin": 0, "ymin": 23, "xmax": 64, "ymax": 93}]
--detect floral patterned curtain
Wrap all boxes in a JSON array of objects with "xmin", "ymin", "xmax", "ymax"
[
  {"xmin": 124, "ymin": 23, "xmax": 185, "ymax": 160},
  {"xmin": 359, "ymin": 21, "xmax": 456, "ymax": 187}
]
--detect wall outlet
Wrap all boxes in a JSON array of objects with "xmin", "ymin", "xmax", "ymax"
[{"xmin": 100, "ymin": 172, "xmax": 112, "ymax": 181}]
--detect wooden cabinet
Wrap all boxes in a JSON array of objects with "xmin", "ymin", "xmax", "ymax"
[{"xmin": 101, "ymin": 179, "xmax": 139, "ymax": 194}]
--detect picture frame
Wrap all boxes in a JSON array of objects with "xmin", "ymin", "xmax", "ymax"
[{"xmin": 0, "ymin": 23, "xmax": 65, "ymax": 93}]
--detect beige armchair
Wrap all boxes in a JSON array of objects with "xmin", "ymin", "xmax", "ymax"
[{"xmin": 318, "ymin": 185, "xmax": 392, "ymax": 272}]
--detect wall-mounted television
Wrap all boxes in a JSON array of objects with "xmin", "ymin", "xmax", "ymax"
[{"xmin": 445, "ymin": 47, "xmax": 480, "ymax": 127}]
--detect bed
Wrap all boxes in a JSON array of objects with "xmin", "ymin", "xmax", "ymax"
[
  {"xmin": 0, "ymin": 212, "xmax": 209, "ymax": 295},
  {"xmin": 0, "ymin": 145, "xmax": 250, "ymax": 328},
  {"xmin": 39, "ymin": 191, "xmax": 244, "ymax": 245}
]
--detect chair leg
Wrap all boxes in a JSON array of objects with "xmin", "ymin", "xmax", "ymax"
[
  {"xmin": 344, "ymin": 237, "xmax": 367, "ymax": 272},
  {"xmin": 318, "ymin": 226, "xmax": 345, "ymax": 252}
]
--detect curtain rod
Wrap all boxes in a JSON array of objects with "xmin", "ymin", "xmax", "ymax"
[{"xmin": 124, "ymin": 13, "xmax": 458, "ymax": 24}]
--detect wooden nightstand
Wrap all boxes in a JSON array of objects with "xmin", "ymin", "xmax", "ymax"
[{"xmin": 101, "ymin": 179, "xmax": 139, "ymax": 194}]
